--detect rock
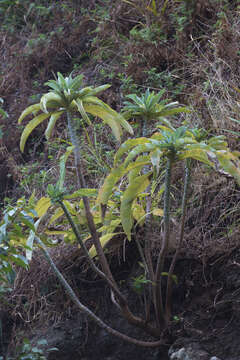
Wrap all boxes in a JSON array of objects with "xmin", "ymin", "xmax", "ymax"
[{"xmin": 168, "ymin": 342, "xmax": 209, "ymax": 360}]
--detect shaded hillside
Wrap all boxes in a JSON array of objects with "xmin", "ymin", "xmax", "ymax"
[{"xmin": 0, "ymin": 1, "xmax": 240, "ymax": 359}]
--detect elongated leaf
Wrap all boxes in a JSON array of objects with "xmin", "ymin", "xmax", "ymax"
[
  {"xmin": 114, "ymin": 138, "xmax": 149, "ymax": 166},
  {"xmin": 75, "ymin": 98, "xmax": 92, "ymax": 125},
  {"xmin": 69, "ymin": 74, "xmax": 84, "ymax": 91},
  {"xmin": 216, "ymin": 151, "xmax": 240, "ymax": 185},
  {"xmin": 84, "ymin": 104, "xmax": 122, "ymax": 141},
  {"xmin": 45, "ymin": 111, "xmax": 63, "ymax": 140},
  {"xmin": 124, "ymin": 142, "xmax": 157, "ymax": 167},
  {"xmin": 62, "ymin": 200, "xmax": 77, "ymax": 215},
  {"xmin": 49, "ymin": 207, "xmax": 64, "ymax": 225},
  {"xmin": 57, "ymin": 72, "xmax": 67, "ymax": 90},
  {"xmin": 26, "ymin": 218, "xmax": 41, "ymax": 261},
  {"xmin": 57, "ymin": 146, "xmax": 74, "ymax": 190},
  {"xmin": 98, "ymin": 157, "xmax": 149, "ymax": 206},
  {"xmin": 18, "ymin": 104, "xmax": 41, "ymax": 124},
  {"xmin": 132, "ymin": 201, "xmax": 145, "ymax": 226},
  {"xmin": 35, "ymin": 197, "xmax": 51, "ymax": 217},
  {"xmin": 178, "ymin": 148, "xmax": 214, "ymax": 166},
  {"xmin": 9, "ymin": 254, "xmax": 28, "ymax": 268},
  {"xmin": 40, "ymin": 92, "xmax": 63, "ymax": 113},
  {"xmin": 158, "ymin": 107, "xmax": 190, "ymax": 117},
  {"xmin": 89, "ymin": 232, "xmax": 123, "ymax": 258},
  {"xmin": 97, "ymin": 164, "xmax": 126, "ymax": 204},
  {"xmin": 45, "ymin": 79, "xmax": 62, "ymax": 93},
  {"xmin": 89, "ymin": 84, "xmax": 111, "ymax": 96},
  {"xmin": 150, "ymin": 148, "xmax": 162, "ymax": 174},
  {"xmin": 98, "ymin": 219, "xmax": 121, "ymax": 233},
  {"xmin": 64, "ymin": 188, "xmax": 98, "ymax": 199},
  {"xmin": 121, "ymin": 173, "xmax": 151, "ymax": 240},
  {"xmin": 20, "ymin": 112, "xmax": 51, "ymax": 152}
]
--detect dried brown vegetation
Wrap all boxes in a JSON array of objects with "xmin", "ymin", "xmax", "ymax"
[{"xmin": 0, "ymin": 0, "xmax": 240, "ymax": 357}]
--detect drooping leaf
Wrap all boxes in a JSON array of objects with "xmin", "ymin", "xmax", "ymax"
[
  {"xmin": 75, "ymin": 98, "xmax": 92, "ymax": 125},
  {"xmin": 121, "ymin": 173, "xmax": 151, "ymax": 240},
  {"xmin": 26, "ymin": 218, "xmax": 41, "ymax": 261},
  {"xmin": 18, "ymin": 103, "xmax": 41, "ymax": 124},
  {"xmin": 64, "ymin": 188, "xmax": 98, "ymax": 199},
  {"xmin": 35, "ymin": 197, "xmax": 51, "ymax": 217},
  {"xmin": 97, "ymin": 164, "xmax": 126, "ymax": 204},
  {"xmin": 57, "ymin": 146, "xmax": 74, "ymax": 190},
  {"xmin": 89, "ymin": 232, "xmax": 123, "ymax": 258},
  {"xmin": 45, "ymin": 111, "xmax": 64, "ymax": 140},
  {"xmin": 20, "ymin": 112, "xmax": 52, "ymax": 152},
  {"xmin": 216, "ymin": 150, "xmax": 240, "ymax": 185},
  {"xmin": 132, "ymin": 201, "xmax": 146, "ymax": 226},
  {"xmin": 114, "ymin": 138, "xmax": 150, "ymax": 166},
  {"xmin": 84, "ymin": 104, "xmax": 122, "ymax": 141},
  {"xmin": 178, "ymin": 148, "xmax": 214, "ymax": 167},
  {"xmin": 40, "ymin": 92, "xmax": 63, "ymax": 113},
  {"xmin": 48, "ymin": 207, "xmax": 64, "ymax": 225},
  {"xmin": 153, "ymin": 208, "xmax": 164, "ymax": 216}
]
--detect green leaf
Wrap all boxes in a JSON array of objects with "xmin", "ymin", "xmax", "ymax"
[
  {"xmin": 62, "ymin": 200, "xmax": 77, "ymax": 215},
  {"xmin": 178, "ymin": 148, "xmax": 214, "ymax": 167},
  {"xmin": 56, "ymin": 146, "xmax": 74, "ymax": 190},
  {"xmin": 89, "ymin": 84, "xmax": 111, "ymax": 96},
  {"xmin": 132, "ymin": 202, "xmax": 145, "ymax": 225},
  {"xmin": 64, "ymin": 188, "xmax": 98, "ymax": 199},
  {"xmin": 18, "ymin": 103, "xmax": 41, "ymax": 124},
  {"xmin": 26, "ymin": 219, "xmax": 41, "ymax": 261},
  {"xmin": 84, "ymin": 104, "xmax": 122, "ymax": 141},
  {"xmin": 216, "ymin": 150, "xmax": 240, "ymax": 185},
  {"xmin": 35, "ymin": 197, "xmax": 51, "ymax": 217},
  {"xmin": 97, "ymin": 164, "xmax": 126, "ymax": 204},
  {"xmin": 20, "ymin": 112, "xmax": 51, "ymax": 152},
  {"xmin": 89, "ymin": 232, "xmax": 122, "ymax": 258},
  {"xmin": 19, "ymin": 215, "xmax": 35, "ymax": 232},
  {"xmin": 75, "ymin": 98, "xmax": 92, "ymax": 125},
  {"xmin": 45, "ymin": 111, "xmax": 64, "ymax": 139},
  {"xmin": 9, "ymin": 254, "xmax": 28, "ymax": 268},
  {"xmin": 114, "ymin": 138, "xmax": 150, "ymax": 166},
  {"xmin": 40, "ymin": 92, "xmax": 63, "ymax": 113},
  {"xmin": 48, "ymin": 207, "xmax": 64, "ymax": 225},
  {"xmin": 121, "ymin": 173, "xmax": 151, "ymax": 240}
]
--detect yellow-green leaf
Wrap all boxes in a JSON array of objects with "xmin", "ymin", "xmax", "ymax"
[
  {"xmin": 178, "ymin": 148, "xmax": 214, "ymax": 167},
  {"xmin": 20, "ymin": 112, "xmax": 51, "ymax": 152},
  {"xmin": 35, "ymin": 197, "xmax": 51, "ymax": 217},
  {"xmin": 84, "ymin": 104, "xmax": 122, "ymax": 141},
  {"xmin": 64, "ymin": 188, "xmax": 98, "ymax": 200},
  {"xmin": 121, "ymin": 173, "xmax": 151, "ymax": 240},
  {"xmin": 45, "ymin": 111, "xmax": 63, "ymax": 140},
  {"xmin": 89, "ymin": 232, "xmax": 122, "ymax": 258},
  {"xmin": 153, "ymin": 208, "xmax": 164, "ymax": 216},
  {"xmin": 40, "ymin": 92, "xmax": 63, "ymax": 113},
  {"xmin": 18, "ymin": 103, "xmax": 41, "ymax": 124},
  {"xmin": 132, "ymin": 202, "xmax": 145, "ymax": 226},
  {"xmin": 49, "ymin": 207, "xmax": 64, "ymax": 225},
  {"xmin": 62, "ymin": 200, "xmax": 77, "ymax": 215},
  {"xmin": 97, "ymin": 164, "xmax": 126, "ymax": 204},
  {"xmin": 216, "ymin": 150, "xmax": 240, "ymax": 185}
]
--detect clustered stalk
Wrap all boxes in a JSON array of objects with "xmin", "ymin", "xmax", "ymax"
[
  {"xmin": 67, "ymin": 111, "xmax": 115, "ymax": 283},
  {"xmin": 66, "ymin": 111, "xmax": 161, "ymax": 339},
  {"xmin": 36, "ymin": 236, "xmax": 164, "ymax": 347},
  {"xmin": 165, "ymin": 159, "xmax": 191, "ymax": 322},
  {"xmin": 154, "ymin": 157, "xmax": 174, "ymax": 327}
]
